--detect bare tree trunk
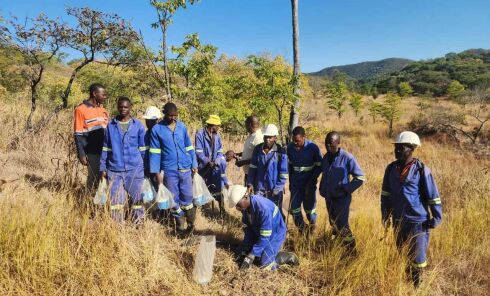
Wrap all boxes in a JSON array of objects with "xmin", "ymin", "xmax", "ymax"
[
  {"xmin": 388, "ymin": 119, "xmax": 394, "ymax": 137},
  {"xmin": 160, "ymin": 17, "xmax": 172, "ymax": 101},
  {"xmin": 25, "ymin": 67, "xmax": 43, "ymax": 131},
  {"xmin": 288, "ymin": 0, "xmax": 301, "ymax": 140},
  {"xmin": 61, "ymin": 59, "xmax": 91, "ymax": 108}
]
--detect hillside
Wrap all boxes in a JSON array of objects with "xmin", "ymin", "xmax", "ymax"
[
  {"xmin": 308, "ymin": 58, "xmax": 413, "ymax": 80},
  {"xmin": 374, "ymin": 49, "xmax": 490, "ymax": 96}
]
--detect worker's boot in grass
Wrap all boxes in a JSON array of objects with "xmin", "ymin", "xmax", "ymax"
[
  {"xmin": 184, "ymin": 207, "xmax": 197, "ymax": 234},
  {"xmin": 175, "ymin": 215, "xmax": 186, "ymax": 234},
  {"xmin": 342, "ymin": 237, "xmax": 358, "ymax": 258},
  {"xmin": 410, "ymin": 267, "xmax": 423, "ymax": 288},
  {"xmin": 217, "ymin": 194, "xmax": 225, "ymax": 217}
]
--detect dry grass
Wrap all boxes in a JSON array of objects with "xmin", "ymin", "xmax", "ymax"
[{"xmin": 0, "ymin": 96, "xmax": 488, "ymax": 295}]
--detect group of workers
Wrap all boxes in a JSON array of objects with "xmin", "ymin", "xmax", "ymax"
[{"xmin": 74, "ymin": 83, "xmax": 443, "ymax": 287}]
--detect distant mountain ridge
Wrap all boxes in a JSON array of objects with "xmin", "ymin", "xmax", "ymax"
[{"xmin": 309, "ymin": 58, "xmax": 414, "ymax": 80}]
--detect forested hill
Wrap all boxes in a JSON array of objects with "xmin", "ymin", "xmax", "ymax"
[
  {"xmin": 373, "ymin": 49, "xmax": 490, "ymax": 96},
  {"xmin": 308, "ymin": 58, "xmax": 413, "ymax": 80}
]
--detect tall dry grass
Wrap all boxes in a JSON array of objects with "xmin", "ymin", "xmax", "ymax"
[{"xmin": 0, "ymin": 97, "xmax": 488, "ymax": 295}]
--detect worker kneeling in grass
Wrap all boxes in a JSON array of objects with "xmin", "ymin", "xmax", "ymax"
[
  {"xmin": 228, "ymin": 185, "xmax": 287, "ymax": 271},
  {"xmin": 381, "ymin": 131, "xmax": 443, "ymax": 288},
  {"xmin": 100, "ymin": 97, "xmax": 146, "ymax": 223}
]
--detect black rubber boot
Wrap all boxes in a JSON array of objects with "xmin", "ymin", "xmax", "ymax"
[
  {"xmin": 175, "ymin": 215, "xmax": 186, "ymax": 233},
  {"xmin": 410, "ymin": 267, "xmax": 423, "ymax": 288},
  {"xmin": 184, "ymin": 207, "xmax": 197, "ymax": 234}
]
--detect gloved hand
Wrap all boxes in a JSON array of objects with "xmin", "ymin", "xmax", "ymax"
[
  {"xmin": 272, "ymin": 188, "xmax": 281, "ymax": 196},
  {"xmin": 240, "ymin": 254, "xmax": 254, "ymax": 270}
]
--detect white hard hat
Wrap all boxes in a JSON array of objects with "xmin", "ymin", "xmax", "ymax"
[
  {"xmin": 227, "ymin": 185, "xmax": 247, "ymax": 208},
  {"xmin": 262, "ymin": 124, "xmax": 279, "ymax": 137},
  {"xmin": 393, "ymin": 131, "xmax": 421, "ymax": 147},
  {"xmin": 142, "ymin": 106, "xmax": 163, "ymax": 120}
]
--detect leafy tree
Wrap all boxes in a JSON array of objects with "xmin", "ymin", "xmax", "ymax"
[
  {"xmin": 150, "ymin": 0, "xmax": 198, "ymax": 101},
  {"xmin": 368, "ymin": 100, "xmax": 382, "ymax": 123},
  {"xmin": 447, "ymin": 80, "xmax": 465, "ymax": 100},
  {"xmin": 398, "ymin": 81, "xmax": 413, "ymax": 98},
  {"xmin": 349, "ymin": 92, "xmax": 363, "ymax": 117},
  {"xmin": 371, "ymin": 86, "xmax": 379, "ymax": 99},
  {"xmin": 1, "ymin": 14, "xmax": 68, "ymax": 130},
  {"xmin": 61, "ymin": 7, "xmax": 139, "ymax": 110},
  {"xmin": 247, "ymin": 55, "xmax": 295, "ymax": 141},
  {"xmin": 325, "ymin": 80, "xmax": 349, "ymax": 118},
  {"xmin": 171, "ymin": 33, "xmax": 217, "ymax": 89},
  {"xmin": 379, "ymin": 92, "xmax": 402, "ymax": 137}
]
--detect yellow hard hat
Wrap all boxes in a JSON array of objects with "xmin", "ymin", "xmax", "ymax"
[{"xmin": 206, "ymin": 114, "xmax": 221, "ymax": 126}]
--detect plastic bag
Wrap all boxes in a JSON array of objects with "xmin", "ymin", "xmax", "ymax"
[
  {"xmin": 94, "ymin": 178, "xmax": 108, "ymax": 205},
  {"xmin": 156, "ymin": 183, "xmax": 175, "ymax": 210},
  {"xmin": 192, "ymin": 235, "xmax": 216, "ymax": 285},
  {"xmin": 192, "ymin": 174, "xmax": 214, "ymax": 207},
  {"xmin": 141, "ymin": 178, "xmax": 156, "ymax": 204}
]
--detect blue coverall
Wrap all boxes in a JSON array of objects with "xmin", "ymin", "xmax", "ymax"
[
  {"xmin": 381, "ymin": 159, "xmax": 442, "ymax": 270},
  {"xmin": 319, "ymin": 148, "xmax": 365, "ymax": 245},
  {"xmin": 215, "ymin": 155, "xmax": 230, "ymax": 188},
  {"xmin": 195, "ymin": 128, "xmax": 225, "ymax": 198},
  {"xmin": 241, "ymin": 195, "xmax": 287, "ymax": 270},
  {"xmin": 149, "ymin": 120, "xmax": 198, "ymax": 218},
  {"xmin": 287, "ymin": 140, "xmax": 323, "ymax": 229},
  {"xmin": 247, "ymin": 143, "xmax": 289, "ymax": 217},
  {"xmin": 100, "ymin": 118, "xmax": 146, "ymax": 223}
]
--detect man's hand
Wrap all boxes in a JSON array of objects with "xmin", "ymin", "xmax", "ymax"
[
  {"xmin": 240, "ymin": 255, "xmax": 254, "ymax": 270},
  {"xmin": 101, "ymin": 171, "xmax": 107, "ymax": 180},
  {"xmin": 247, "ymin": 185, "xmax": 254, "ymax": 195},
  {"xmin": 156, "ymin": 172, "xmax": 164, "ymax": 185},
  {"xmin": 192, "ymin": 168, "xmax": 198, "ymax": 177},
  {"xmin": 79, "ymin": 155, "xmax": 88, "ymax": 166}
]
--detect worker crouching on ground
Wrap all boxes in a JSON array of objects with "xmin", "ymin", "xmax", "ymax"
[
  {"xmin": 381, "ymin": 131, "xmax": 442, "ymax": 288},
  {"xmin": 99, "ymin": 97, "xmax": 146, "ymax": 223},
  {"xmin": 287, "ymin": 126, "xmax": 322, "ymax": 235},
  {"xmin": 195, "ymin": 115, "xmax": 226, "ymax": 213},
  {"xmin": 247, "ymin": 124, "xmax": 288, "ymax": 218},
  {"xmin": 228, "ymin": 185, "xmax": 287, "ymax": 271},
  {"xmin": 319, "ymin": 131, "xmax": 365, "ymax": 255},
  {"xmin": 149, "ymin": 103, "xmax": 198, "ymax": 235}
]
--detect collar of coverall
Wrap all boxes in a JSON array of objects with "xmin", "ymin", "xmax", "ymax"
[{"xmin": 262, "ymin": 143, "xmax": 278, "ymax": 154}]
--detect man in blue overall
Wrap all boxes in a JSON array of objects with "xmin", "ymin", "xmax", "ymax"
[
  {"xmin": 381, "ymin": 131, "xmax": 443, "ymax": 287},
  {"xmin": 227, "ymin": 185, "xmax": 287, "ymax": 271},
  {"xmin": 149, "ymin": 103, "xmax": 198, "ymax": 234},
  {"xmin": 247, "ymin": 124, "xmax": 289, "ymax": 219},
  {"xmin": 195, "ymin": 115, "xmax": 225, "ymax": 212},
  {"xmin": 100, "ymin": 97, "xmax": 146, "ymax": 223},
  {"xmin": 287, "ymin": 126, "xmax": 323, "ymax": 234},
  {"xmin": 319, "ymin": 131, "xmax": 365, "ymax": 254}
]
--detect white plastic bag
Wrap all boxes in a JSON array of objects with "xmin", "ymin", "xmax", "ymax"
[
  {"xmin": 192, "ymin": 235, "xmax": 216, "ymax": 285},
  {"xmin": 141, "ymin": 178, "xmax": 156, "ymax": 204},
  {"xmin": 192, "ymin": 174, "xmax": 214, "ymax": 207},
  {"xmin": 156, "ymin": 183, "xmax": 175, "ymax": 210},
  {"xmin": 94, "ymin": 178, "xmax": 108, "ymax": 205}
]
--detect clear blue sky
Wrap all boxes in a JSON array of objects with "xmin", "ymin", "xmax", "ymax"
[{"xmin": 2, "ymin": 0, "xmax": 490, "ymax": 72}]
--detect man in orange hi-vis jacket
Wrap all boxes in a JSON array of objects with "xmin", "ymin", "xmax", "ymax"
[{"xmin": 73, "ymin": 83, "xmax": 109, "ymax": 193}]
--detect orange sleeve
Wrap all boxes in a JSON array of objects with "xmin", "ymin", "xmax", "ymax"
[{"xmin": 74, "ymin": 106, "xmax": 85, "ymax": 134}]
